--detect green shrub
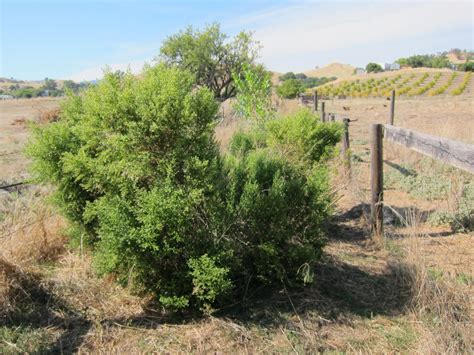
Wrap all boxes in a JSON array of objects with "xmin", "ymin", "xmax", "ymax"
[
  {"xmin": 265, "ymin": 109, "xmax": 343, "ymax": 164},
  {"xmin": 28, "ymin": 64, "xmax": 225, "ymax": 310},
  {"xmin": 223, "ymin": 110, "xmax": 342, "ymax": 287},
  {"xmin": 233, "ymin": 63, "xmax": 273, "ymax": 122},
  {"xmin": 27, "ymin": 65, "xmax": 341, "ymax": 312},
  {"xmin": 12, "ymin": 87, "xmax": 42, "ymax": 98},
  {"xmin": 279, "ymin": 72, "xmax": 296, "ymax": 81},
  {"xmin": 224, "ymin": 113, "xmax": 342, "ymax": 284},
  {"xmin": 457, "ymin": 62, "xmax": 474, "ymax": 72},
  {"xmin": 276, "ymin": 79, "xmax": 304, "ymax": 98},
  {"xmin": 224, "ymin": 149, "xmax": 330, "ymax": 285},
  {"xmin": 429, "ymin": 181, "xmax": 474, "ymax": 232}
]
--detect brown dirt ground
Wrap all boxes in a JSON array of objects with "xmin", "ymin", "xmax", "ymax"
[{"xmin": 0, "ymin": 97, "xmax": 61, "ymax": 182}]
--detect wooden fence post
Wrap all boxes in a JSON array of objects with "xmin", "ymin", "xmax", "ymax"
[
  {"xmin": 321, "ymin": 102, "xmax": 326, "ymax": 122},
  {"xmin": 342, "ymin": 118, "xmax": 351, "ymax": 174},
  {"xmin": 370, "ymin": 124, "xmax": 383, "ymax": 238},
  {"xmin": 389, "ymin": 90, "xmax": 395, "ymax": 125},
  {"xmin": 313, "ymin": 90, "xmax": 318, "ymax": 112}
]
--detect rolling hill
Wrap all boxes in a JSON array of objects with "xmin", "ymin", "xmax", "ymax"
[{"xmin": 303, "ymin": 63, "xmax": 356, "ymax": 79}]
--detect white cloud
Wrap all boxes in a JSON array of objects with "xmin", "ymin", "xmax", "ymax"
[
  {"xmin": 240, "ymin": 1, "xmax": 473, "ymax": 71},
  {"xmin": 64, "ymin": 59, "xmax": 149, "ymax": 82},
  {"xmin": 65, "ymin": 1, "xmax": 473, "ymax": 80}
]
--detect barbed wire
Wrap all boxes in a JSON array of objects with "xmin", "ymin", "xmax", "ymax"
[{"xmin": 0, "ymin": 181, "xmax": 27, "ymax": 190}]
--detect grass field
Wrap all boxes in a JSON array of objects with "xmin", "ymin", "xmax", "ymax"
[{"xmin": 0, "ymin": 93, "xmax": 473, "ymax": 352}]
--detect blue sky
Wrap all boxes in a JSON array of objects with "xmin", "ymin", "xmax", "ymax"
[{"xmin": 1, "ymin": 0, "xmax": 472, "ymax": 81}]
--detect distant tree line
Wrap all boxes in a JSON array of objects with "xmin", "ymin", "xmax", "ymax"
[
  {"xmin": 396, "ymin": 55, "xmax": 452, "ymax": 69},
  {"xmin": 277, "ymin": 72, "xmax": 336, "ymax": 98},
  {"xmin": 395, "ymin": 50, "xmax": 474, "ymax": 71},
  {"xmin": 457, "ymin": 62, "xmax": 474, "ymax": 72},
  {"xmin": 0, "ymin": 78, "xmax": 92, "ymax": 98}
]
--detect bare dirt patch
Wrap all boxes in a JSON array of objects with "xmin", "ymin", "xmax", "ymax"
[{"xmin": 0, "ymin": 98, "xmax": 61, "ymax": 182}]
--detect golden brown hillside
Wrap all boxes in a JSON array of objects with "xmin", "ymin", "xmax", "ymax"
[{"xmin": 303, "ymin": 63, "xmax": 356, "ymax": 79}]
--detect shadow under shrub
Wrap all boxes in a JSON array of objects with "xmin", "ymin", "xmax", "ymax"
[{"xmin": 27, "ymin": 65, "xmax": 342, "ymax": 312}]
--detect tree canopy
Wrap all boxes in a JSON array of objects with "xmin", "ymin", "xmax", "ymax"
[
  {"xmin": 158, "ymin": 23, "xmax": 260, "ymax": 102},
  {"xmin": 396, "ymin": 54, "xmax": 451, "ymax": 69},
  {"xmin": 276, "ymin": 78, "xmax": 304, "ymax": 98},
  {"xmin": 366, "ymin": 63, "xmax": 383, "ymax": 73}
]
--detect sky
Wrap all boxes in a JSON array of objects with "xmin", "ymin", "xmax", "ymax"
[{"xmin": 0, "ymin": 0, "xmax": 472, "ymax": 81}]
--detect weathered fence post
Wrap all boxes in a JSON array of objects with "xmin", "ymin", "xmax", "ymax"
[
  {"xmin": 389, "ymin": 90, "xmax": 395, "ymax": 125},
  {"xmin": 321, "ymin": 102, "xmax": 326, "ymax": 122},
  {"xmin": 313, "ymin": 90, "xmax": 318, "ymax": 112},
  {"xmin": 370, "ymin": 124, "xmax": 384, "ymax": 238},
  {"xmin": 342, "ymin": 118, "xmax": 351, "ymax": 175}
]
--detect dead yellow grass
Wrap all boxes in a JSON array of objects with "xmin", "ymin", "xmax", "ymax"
[
  {"xmin": 0, "ymin": 187, "xmax": 66, "ymax": 267},
  {"xmin": 388, "ymin": 210, "xmax": 473, "ymax": 353}
]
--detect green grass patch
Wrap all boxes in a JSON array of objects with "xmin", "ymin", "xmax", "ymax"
[
  {"xmin": 381, "ymin": 321, "xmax": 418, "ymax": 351},
  {"xmin": 0, "ymin": 326, "xmax": 56, "ymax": 354}
]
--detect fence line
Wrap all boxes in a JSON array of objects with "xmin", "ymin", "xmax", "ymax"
[
  {"xmin": 0, "ymin": 182, "xmax": 27, "ymax": 190},
  {"xmin": 384, "ymin": 125, "xmax": 474, "ymax": 174},
  {"xmin": 370, "ymin": 123, "xmax": 474, "ymax": 237}
]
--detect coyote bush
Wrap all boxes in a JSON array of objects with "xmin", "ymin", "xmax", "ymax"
[
  {"xmin": 224, "ymin": 109, "xmax": 342, "ymax": 287},
  {"xmin": 28, "ymin": 65, "xmax": 341, "ymax": 311}
]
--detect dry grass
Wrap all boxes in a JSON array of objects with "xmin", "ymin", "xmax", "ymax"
[
  {"xmin": 1, "ymin": 187, "xmax": 66, "ymax": 322},
  {"xmin": 386, "ymin": 210, "xmax": 473, "ymax": 353},
  {"xmin": 303, "ymin": 62, "xmax": 356, "ymax": 79},
  {"xmin": 1, "ymin": 184, "xmax": 472, "ymax": 353},
  {"xmin": 1, "ymin": 93, "xmax": 473, "ymax": 352},
  {"xmin": 0, "ymin": 187, "xmax": 66, "ymax": 266},
  {"xmin": 37, "ymin": 108, "xmax": 60, "ymax": 124}
]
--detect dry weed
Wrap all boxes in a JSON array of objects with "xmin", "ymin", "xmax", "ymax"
[
  {"xmin": 0, "ymin": 187, "xmax": 66, "ymax": 266},
  {"xmin": 388, "ymin": 209, "xmax": 473, "ymax": 353},
  {"xmin": 36, "ymin": 108, "xmax": 60, "ymax": 124}
]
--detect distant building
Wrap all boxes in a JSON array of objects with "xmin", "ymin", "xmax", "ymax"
[
  {"xmin": 378, "ymin": 62, "xmax": 400, "ymax": 71},
  {"xmin": 0, "ymin": 94, "xmax": 14, "ymax": 100},
  {"xmin": 390, "ymin": 63, "xmax": 401, "ymax": 70},
  {"xmin": 355, "ymin": 68, "xmax": 366, "ymax": 75}
]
